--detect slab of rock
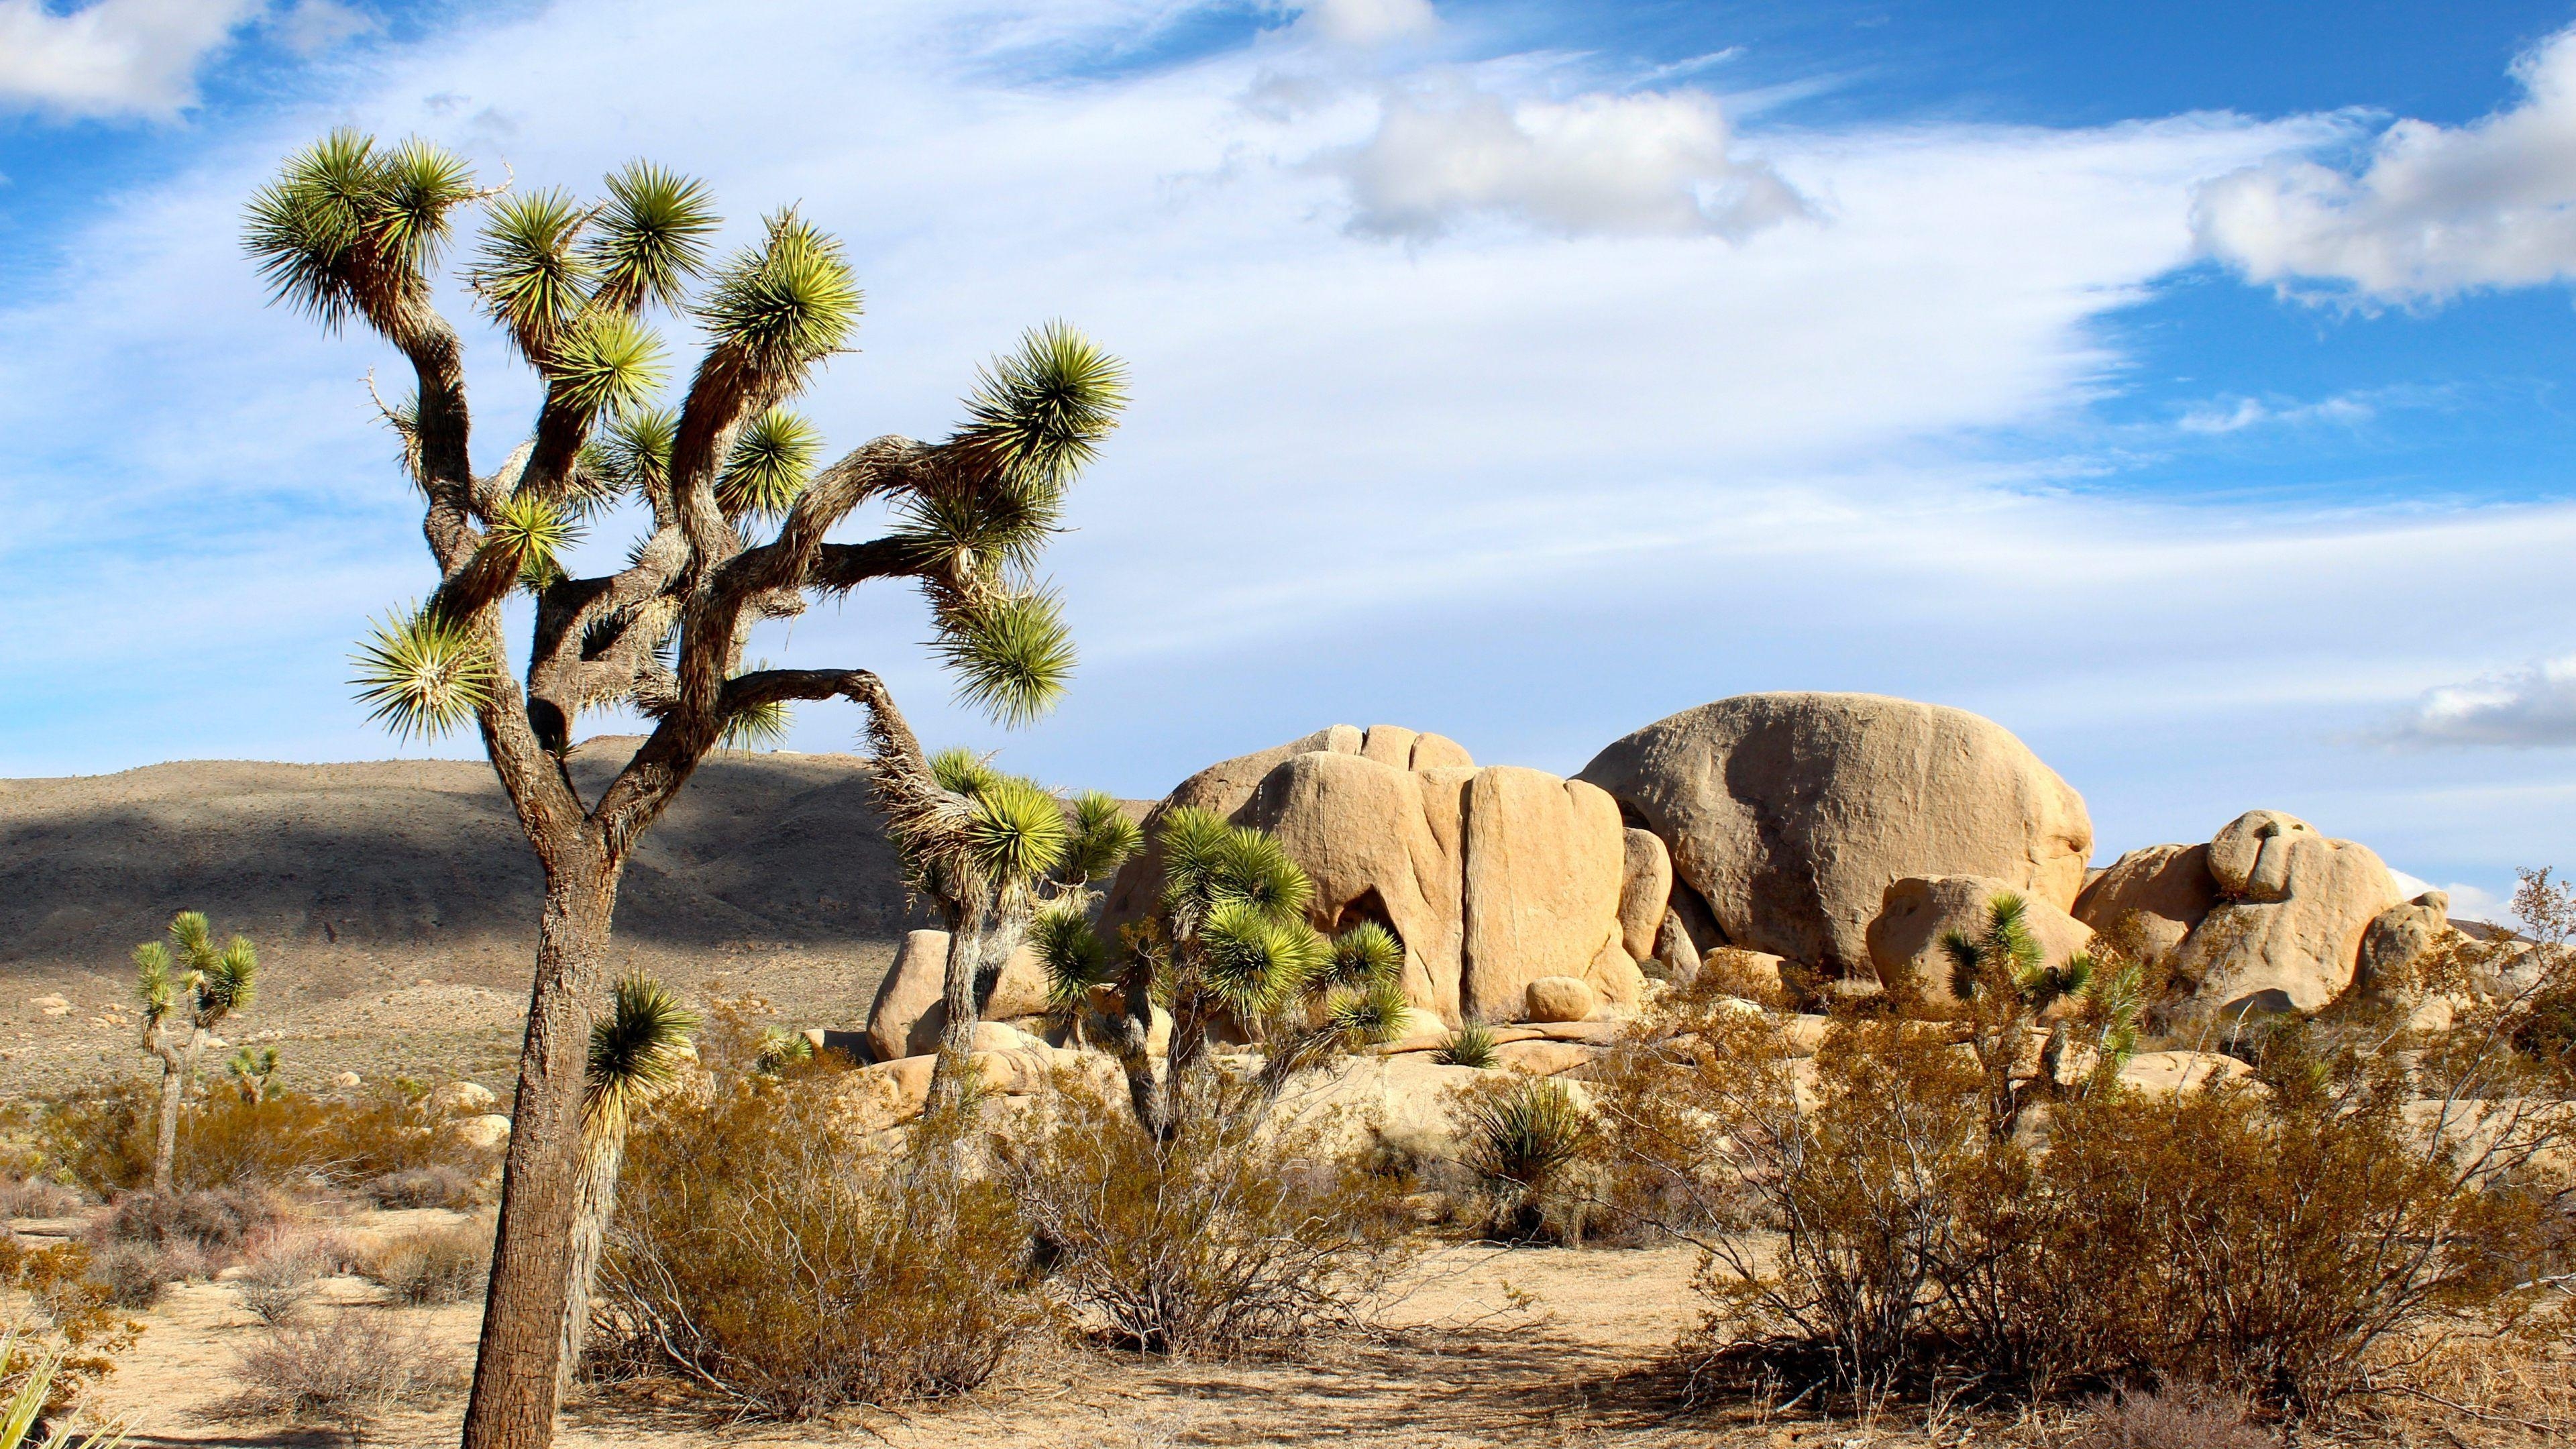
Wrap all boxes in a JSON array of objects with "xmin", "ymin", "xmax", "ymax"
[
  {"xmin": 2116, "ymin": 1050, "xmax": 2253, "ymax": 1095},
  {"xmin": 1617, "ymin": 828, "xmax": 1672, "ymax": 961},
  {"xmin": 1460, "ymin": 767, "xmax": 1628, "ymax": 1021},
  {"xmin": 428, "ymin": 1081, "xmax": 497, "ymax": 1116},
  {"xmin": 1523, "ymin": 975, "xmax": 1599, "ymax": 1023},
  {"xmin": 1492, "ymin": 1039, "xmax": 1603, "ymax": 1077},
  {"xmin": 2169, "ymin": 811, "xmax": 2400, "ymax": 1018},
  {"xmin": 1866, "ymin": 875, "xmax": 2094, "ymax": 1010},
  {"xmin": 863, "ymin": 929, "xmax": 1050, "ymax": 1063},
  {"xmin": 2073, "ymin": 843, "xmax": 2216, "ymax": 961},
  {"xmin": 1579, "ymin": 693, "xmax": 2093, "ymax": 977}
]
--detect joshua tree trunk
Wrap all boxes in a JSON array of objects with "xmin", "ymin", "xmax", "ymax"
[
  {"xmin": 556, "ymin": 1127, "xmax": 627, "ymax": 1401},
  {"xmin": 146, "ymin": 1030, "xmax": 191, "ymax": 1195},
  {"xmin": 926, "ymin": 890, "xmax": 1042, "ymax": 1113},
  {"xmin": 464, "ymin": 859, "xmax": 621, "ymax": 1449}
]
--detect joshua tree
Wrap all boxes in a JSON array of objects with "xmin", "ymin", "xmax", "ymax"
[
  {"xmin": 225, "ymin": 1045, "xmax": 284, "ymax": 1102},
  {"xmin": 1939, "ymin": 892, "xmax": 2148, "ymax": 1134},
  {"xmin": 243, "ymin": 132, "xmax": 1122, "ymax": 1449},
  {"xmin": 132, "ymin": 912, "xmax": 258, "ymax": 1193},
  {"xmin": 1033, "ymin": 807, "xmax": 1409, "ymax": 1137},
  {"xmin": 561, "ymin": 977, "xmax": 696, "ymax": 1400},
  {"xmin": 902, "ymin": 753, "xmax": 1144, "ymax": 1107}
]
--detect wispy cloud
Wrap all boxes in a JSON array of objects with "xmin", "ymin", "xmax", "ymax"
[
  {"xmin": 2176, "ymin": 392, "xmax": 2373, "ymax": 435},
  {"xmin": 2383, "ymin": 655, "xmax": 2576, "ymax": 748},
  {"xmin": 2194, "ymin": 22, "xmax": 2576, "ymax": 303},
  {"xmin": 0, "ymin": 0, "xmax": 369, "ymax": 121}
]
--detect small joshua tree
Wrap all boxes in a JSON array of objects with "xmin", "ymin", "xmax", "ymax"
[
  {"xmin": 901, "ymin": 755, "xmax": 1146, "ymax": 1106},
  {"xmin": 133, "ymin": 911, "xmax": 258, "ymax": 1193},
  {"xmin": 561, "ymin": 977, "xmax": 696, "ymax": 1399},
  {"xmin": 1939, "ymin": 892, "xmax": 2145, "ymax": 1135},
  {"xmin": 1034, "ymin": 806, "xmax": 1410, "ymax": 1137},
  {"xmin": 226, "ymin": 1045, "xmax": 285, "ymax": 1103},
  {"xmin": 243, "ymin": 132, "xmax": 1123, "ymax": 1449}
]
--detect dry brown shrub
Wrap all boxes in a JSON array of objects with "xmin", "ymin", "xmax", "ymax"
[
  {"xmin": 38, "ymin": 1078, "xmax": 496, "ymax": 1199},
  {"xmin": 593, "ymin": 1075, "xmax": 1046, "ymax": 1418},
  {"xmin": 1452, "ymin": 1072, "xmax": 1600, "ymax": 1244},
  {"xmin": 1585, "ymin": 876, "xmax": 2576, "ymax": 1417},
  {"xmin": 0, "ymin": 1234, "xmax": 142, "ymax": 1409},
  {"xmin": 0, "ymin": 1177, "xmax": 85, "ymax": 1220},
  {"xmin": 221, "ymin": 1309, "xmax": 460, "ymax": 1429},
  {"xmin": 2067, "ymin": 1383, "xmax": 2269, "ymax": 1449},
  {"xmin": 362, "ymin": 1219, "xmax": 491, "ymax": 1306},
  {"xmin": 1002, "ymin": 1069, "xmax": 1415, "ymax": 1357}
]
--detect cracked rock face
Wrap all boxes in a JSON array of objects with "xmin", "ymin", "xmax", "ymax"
[{"xmin": 1578, "ymin": 692, "xmax": 2094, "ymax": 978}]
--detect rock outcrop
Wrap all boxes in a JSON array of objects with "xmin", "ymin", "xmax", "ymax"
[
  {"xmin": 1864, "ymin": 875, "xmax": 2094, "ymax": 1008},
  {"xmin": 1102, "ymin": 727, "xmax": 1638, "ymax": 1028},
  {"xmin": 1578, "ymin": 693, "xmax": 2094, "ymax": 977},
  {"xmin": 2165, "ymin": 811, "xmax": 2402, "ymax": 1018},
  {"xmin": 863, "ymin": 928, "xmax": 1050, "ymax": 1063},
  {"xmin": 2073, "ymin": 843, "xmax": 2217, "ymax": 961}
]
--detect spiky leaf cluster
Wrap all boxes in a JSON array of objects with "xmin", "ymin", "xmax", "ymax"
[
  {"xmin": 244, "ymin": 130, "xmax": 477, "ymax": 333},
  {"xmin": 1061, "ymin": 791, "xmax": 1143, "ymax": 888},
  {"xmin": 717, "ymin": 408, "xmax": 819, "ymax": 519},
  {"xmin": 351, "ymin": 605, "xmax": 500, "ymax": 741},
  {"xmin": 698, "ymin": 210, "xmax": 862, "ymax": 381},
  {"xmin": 933, "ymin": 590, "xmax": 1076, "ymax": 729},
  {"xmin": 954, "ymin": 320, "xmax": 1128, "ymax": 490},
  {"xmin": 1942, "ymin": 892, "xmax": 2046, "ymax": 1005},
  {"xmin": 136, "ymin": 911, "xmax": 258, "ymax": 1037},
  {"xmin": 586, "ymin": 975, "xmax": 700, "ymax": 1130}
]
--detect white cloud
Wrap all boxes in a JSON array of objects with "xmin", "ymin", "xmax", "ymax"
[
  {"xmin": 1280, "ymin": 0, "xmax": 1436, "ymax": 48},
  {"xmin": 2176, "ymin": 392, "xmax": 2372, "ymax": 434},
  {"xmin": 0, "ymin": 0, "xmax": 264, "ymax": 119},
  {"xmin": 2383, "ymin": 655, "xmax": 2576, "ymax": 747},
  {"xmin": 0, "ymin": 0, "xmax": 372, "ymax": 119},
  {"xmin": 1320, "ymin": 82, "xmax": 1807, "ymax": 239},
  {"xmin": 2194, "ymin": 23, "xmax": 2576, "ymax": 301}
]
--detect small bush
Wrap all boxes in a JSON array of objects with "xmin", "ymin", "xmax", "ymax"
[
  {"xmin": 83, "ymin": 1240, "xmax": 199, "ymax": 1309},
  {"xmin": 1432, "ymin": 1023, "xmax": 1499, "ymax": 1069},
  {"xmin": 1004, "ymin": 1071, "xmax": 1415, "ymax": 1356},
  {"xmin": 361, "ymin": 1163, "xmax": 480, "ymax": 1210},
  {"xmin": 362, "ymin": 1220, "xmax": 491, "ymax": 1307},
  {"xmin": 2069, "ymin": 1383, "xmax": 2269, "ymax": 1449},
  {"xmin": 597, "ymin": 1077, "xmax": 1046, "ymax": 1417},
  {"xmin": 1457, "ymin": 1074, "xmax": 1597, "ymax": 1242},
  {"xmin": 38, "ymin": 1077, "xmax": 498, "ymax": 1198},
  {"xmin": 223, "ymin": 1311, "xmax": 458, "ymax": 1429},
  {"xmin": 1, "ymin": 1236, "xmax": 143, "ymax": 1408},
  {"xmin": 0, "ymin": 1176, "xmax": 85, "ymax": 1220},
  {"xmin": 235, "ymin": 1234, "xmax": 341, "ymax": 1325},
  {"xmin": 90, "ymin": 1187, "xmax": 286, "ymax": 1260}
]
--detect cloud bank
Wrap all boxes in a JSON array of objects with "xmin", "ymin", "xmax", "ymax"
[
  {"xmin": 0, "ymin": 0, "xmax": 370, "ymax": 119},
  {"xmin": 2195, "ymin": 23, "xmax": 2576, "ymax": 302},
  {"xmin": 2385, "ymin": 655, "xmax": 2576, "ymax": 747}
]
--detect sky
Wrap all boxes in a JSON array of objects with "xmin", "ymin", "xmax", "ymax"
[{"xmin": 5, "ymin": 0, "xmax": 2576, "ymax": 918}]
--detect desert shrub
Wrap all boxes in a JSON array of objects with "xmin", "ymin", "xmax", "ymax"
[
  {"xmin": 360, "ymin": 1163, "xmax": 481, "ymax": 1210},
  {"xmin": 1589, "ymin": 970, "xmax": 2576, "ymax": 1415},
  {"xmin": 36, "ymin": 1077, "xmax": 498, "ymax": 1199},
  {"xmin": 2068, "ymin": 1383, "xmax": 2269, "ymax": 1449},
  {"xmin": 82, "ymin": 1241, "xmax": 197, "ymax": 1309},
  {"xmin": 1004, "ymin": 1070, "xmax": 1414, "ymax": 1356},
  {"xmin": 89, "ymin": 1187, "xmax": 286, "ymax": 1261},
  {"xmin": 0, "ymin": 1236, "xmax": 142, "ymax": 1409},
  {"xmin": 1456, "ymin": 1074, "xmax": 1597, "ymax": 1243},
  {"xmin": 594, "ymin": 1077, "xmax": 1045, "ymax": 1417},
  {"xmin": 234, "ymin": 1233, "xmax": 340, "ymax": 1325},
  {"xmin": 362, "ymin": 1220, "xmax": 491, "ymax": 1307},
  {"xmin": 222, "ymin": 1310, "xmax": 458, "ymax": 1429},
  {"xmin": 0, "ymin": 1177, "xmax": 85, "ymax": 1220},
  {"xmin": 1432, "ymin": 1023, "xmax": 1499, "ymax": 1069}
]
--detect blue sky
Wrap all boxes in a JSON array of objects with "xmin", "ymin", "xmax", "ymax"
[{"xmin": 5, "ymin": 0, "xmax": 2576, "ymax": 918}]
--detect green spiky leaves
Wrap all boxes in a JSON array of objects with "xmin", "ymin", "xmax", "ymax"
[
  {"xmin": 956, "ymin": 321, "xmax": 1128, "ymax": 490},
  {"xmin": 700, "ymin": 209, "xmax": 862, "ymax": 384},
  {"xmin": 490, "ymin": 494, "xmax": 584, "ymax": 584},
  {"xmin": 133, "ymin": 941, "xmax": 174, "ymax": 1021},
  {"xmin": 472, "ymin": 188, "xmax": 592, "ymax": 360},
  {"xmin": 1063, "ymin": 791, "xmax": 1143, "ymax": 887},
  {"xmin": 1328, "ymin": 922, "xmax": 1405, "ymax": 989},
  {"xmin": 1322, "ymin": 975, "xmax": 1412, "ymax": 1048},
  {"xmin": 352, "ymin": 604, "xmax": 500, "ymax": 741},
  {"xmin": 1198, "ymin": 899, "xmax": 1328, "ymax": 1019},
  {"xmin": 718, "ymin": 699, "xmax": 793, "ymax": 751},
  {"xmin": 935, "ymin": 590, "xmax": 1075, "ymax": 729},
  {"xmin": 141, "ymin": 911, "xmax": 257, "ymax": 1030},
  {"xmin": 718, "ymin": 408, "xmax": 820, "ymax": 519},
  {"xmin": 244, "ymin": 129, "xmax": 477, "ymax": 334},
  {"xmin": 551, "ymin": 311, "xmax": 669, "ymax": 419},
  {"xmin": 963, "ymin": 775, "xmax": 1071, "ymax": 889},
  {"xmin": 586, "ymin": 975, "xmax": 700, "ymax": 1128},
  {"xmin": 586, "ymin": 161, "xmax": 719, "ymax": 314}
]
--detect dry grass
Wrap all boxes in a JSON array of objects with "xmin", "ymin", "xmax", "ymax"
[
  {"xmin": 362, "ymin": 1219, "xmax": 491, "ymax": 1306},
  {"xmin": 219, "ymin": 1309, "xmax": 461, "ymax": 1430}
]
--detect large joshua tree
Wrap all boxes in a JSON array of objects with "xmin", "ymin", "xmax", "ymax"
[
  {"xmin": 243, "ymin": 133, "xmax": 1123, "ymax": 1449},
  {"xmin": 133, "ymin": 911, "xmax": 258, "ymax": 1194}
]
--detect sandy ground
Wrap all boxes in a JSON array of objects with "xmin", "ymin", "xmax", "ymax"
[{"xmin": 40, "ymin": 1212, "xmax": 2569, "ymax": 1449}]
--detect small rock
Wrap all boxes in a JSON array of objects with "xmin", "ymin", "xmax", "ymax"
[
  {"xmin": 428, "ymin": 1081, "xmax": 498, "ymax": 1116},
  {"xmin": 331, "ymin": 1071, "xmax": 364, "ymax": 1090},
  {"xmin": 1523, "ymin": 975, "xmax": 1599, "ymax": 1024},
  {"xmin": 457, "ymin": 1114, "xmax": 513, "ymax": 1150}
]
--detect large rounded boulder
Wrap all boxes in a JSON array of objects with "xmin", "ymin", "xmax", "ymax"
[{"xmin": 1577, "ymin": 694, "xmax": 2094, "ymax": 977}]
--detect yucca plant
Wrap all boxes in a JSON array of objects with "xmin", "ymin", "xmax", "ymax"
[
  {"xmin": 1941, "ymin": 892, "xmax": 2098, "ymax": 1137},
  {"xmin": 1434, "ymin": 1022, "xmax": 1501, "ymax": 1069},
  {"xmin": 132, "ymin": 910, "xmax": 258, "ymax": 1194},
  {"xmin": 561, "ymin": 977, "xmax": 696, "ymax": 1399},
  {"xmin": 0, "ymin": 1328, "xmax": 130, "ymax": 1449},
  {"xmin": 1033, "ymin": 808, "xmax": 1410, "ymax": 1137},
  {"xmin": 244, "ymin": 132, "xmax": 1124, "ymax": 1448},
  {"xmin": 1462, "ymin": 1076, "xmax": 1596, "ymax": 1241}
]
